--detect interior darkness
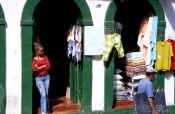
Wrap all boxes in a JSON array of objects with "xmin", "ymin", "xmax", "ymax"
[
  {"xmin": 114, "ymin": 0, "xmax": 155, "ymax": 80},
  {"xmin": 32, "ymin": 0, "xmax": 81, "ymax": 113}
]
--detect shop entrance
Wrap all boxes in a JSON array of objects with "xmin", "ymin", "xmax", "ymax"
[
  {"xmin": 21, "ymin": 0, "xmax": 92, "ymax": 113},
  {"xmin": 32, "ymin": 0, "xmax": 82, "ymax": 113},
  {"xmin": 113, "ymin": 0, "xmax": 156, "ymax": 109}
]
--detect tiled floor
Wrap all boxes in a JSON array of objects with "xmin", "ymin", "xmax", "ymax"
[{"xmin": 37, "ymin": 97, "xmax": 80, "ymax": 114}]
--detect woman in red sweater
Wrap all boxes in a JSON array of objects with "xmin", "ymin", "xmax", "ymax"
[{"xmin": 32, "ymin": 44, "xmax": 51, "ymax": 114}]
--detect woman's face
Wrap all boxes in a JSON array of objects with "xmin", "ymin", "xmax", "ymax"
[{"xmin": 36, "ymin": 47, "xmax": 44, "ymax": 56}]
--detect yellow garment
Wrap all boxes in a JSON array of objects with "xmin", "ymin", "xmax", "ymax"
[
  {"xmin": 155, "ymin": 41, "xmax": 173, "ymax": 71},
  {"xmin": 102, "ymin": 33, "xmax": 124, "ymax": 61}
]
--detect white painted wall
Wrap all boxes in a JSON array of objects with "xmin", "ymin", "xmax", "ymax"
[
  {"xmin": 86, "ymin": 0, "xmax": 111, "ymax": 111},
  {"xmin": 0, "ymin": 0, "xmax": 175, "ymax": 113},
  {"xmin": 160, "ymin": 0, "xmax": 175, "ymax": 105},
  {"xmin": 0, "ymin": 0, "xmax": 26, "ymax": 114}
]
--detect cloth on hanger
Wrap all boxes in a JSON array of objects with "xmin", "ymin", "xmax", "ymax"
[
  {"xmin": 137, "ymin": 16, "xmax": 153, "ymax": 66},
  {"xmin": 167, "ymin": 38, "xmax": 175, "ymax": 70},
  {"xmin": 67, "ymin": 25, "xmax": 82, "ymax": 62},
  {"xmin": 102, "ymin": 33, "xmax": 124, "ymax": 61},
  {"xmin": 155, "ymin": 41, "xmax": 173, "ymax": 71},
  {"xmin": 150, "ymin": 16, "xmax": 158, "ymax": 67}
]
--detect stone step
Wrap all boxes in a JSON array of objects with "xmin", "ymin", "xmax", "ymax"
[{"xmin": 37, "ymin": 97, "xmax": 80, "ymax": 114}]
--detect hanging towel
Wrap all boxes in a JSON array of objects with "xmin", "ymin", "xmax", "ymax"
[{"xmin": 150, "ymin": 16, "xmax": 158, "ymax": 67}]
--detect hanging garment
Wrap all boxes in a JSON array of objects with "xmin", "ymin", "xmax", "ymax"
[
  {"xmin": 102, "ymin": 33, "xmax": 124, "ymax": 61},
  {"xmin": 150, "ymin": 16, "xmax": 158, "ymax": 67},
  {"xmin": 167, "ymin": 39, "xmax": 175, "ymax": 70},
  {"xmin": 137, "ymin": 17, "xmax": 153, "ymax": 65},
  {"xmin": 155, "ymin": 41, "xmax": 173, "ymax": 71},
  {"xmin": 67, "ymin": 25, "xmax": 82, "ymax": 62}
]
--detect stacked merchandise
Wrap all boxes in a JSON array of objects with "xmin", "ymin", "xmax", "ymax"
[
  {"xmin": 125, "ymin": 52, "xmax": 147, "ymax": 100},
  {"xmin": 113, "ymin": 69, "xmax": 128, "ymax": 101}
]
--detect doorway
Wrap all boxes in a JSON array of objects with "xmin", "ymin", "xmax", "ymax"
[
  {"xmin": 113, "ymin": 0, "xmax": 156, "ymax": 109},
  {"xmin": 32, "ymin": 0, "xmax": 81, "ymax": 113}
]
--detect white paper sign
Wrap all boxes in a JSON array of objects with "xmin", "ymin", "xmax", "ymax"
[{"xmin": 84, "ymin": 26, "xmax": 104, "ymax": 55}]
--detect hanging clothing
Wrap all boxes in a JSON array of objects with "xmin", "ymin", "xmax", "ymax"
[
  {"xmin": 150, "ymin": 16, "xmax": 158, "ymax": 67},
  {"xmin": 155, "ymin": 41, "xmax": 173, "ymax": 71},
  {"xmin": 67, "ymin": 25, "xmax": 82, "ymax": 62},
  {"xmin": 102, "ymin": 33, "xmax": 124, "ymax": 61},
  {"xmin": 137, "ymin": 17, "xmax": 153, "ymax": 65},
  {"xmin": 167, "ymin": 39, "xmax": 175, "ymax": 70}
]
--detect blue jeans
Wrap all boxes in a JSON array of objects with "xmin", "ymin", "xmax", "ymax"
[{"xmin": 35, "ymin": 74, "xmax": 50, "ymax": 114}]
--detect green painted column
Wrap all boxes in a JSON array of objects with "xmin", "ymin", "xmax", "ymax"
[
  {"xmin": 149, "ymin": 0, "xmax": 166, "ymax": 90},
  {"xmin": 0, "ymin": 4, "xmax": 6, "ymax": 114},
  {"xmin": 82, "ymin": 56, "xmax": 92, "ymax": 112}
]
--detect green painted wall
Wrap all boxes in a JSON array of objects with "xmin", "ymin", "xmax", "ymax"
[
  {"xmin": 21, "ymin": 0, "xmax": 93, "ymax": 114},
  {"xmin": 0, "ymin": 4, "xmax": 6, "ymax": 114}
]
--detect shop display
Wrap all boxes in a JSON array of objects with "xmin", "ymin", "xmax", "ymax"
[
  {"xmin": 155, "ymin": 41, "xmax": 173, "ymax": 71},
  {"xmin": 67, "ymin": 25, "xmax": 82, "ymax": 62}
]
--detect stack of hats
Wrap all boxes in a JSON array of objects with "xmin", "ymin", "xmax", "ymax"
[{"xmin": 113, "ymin": 69, "xmax": 128, "ymax": 101}]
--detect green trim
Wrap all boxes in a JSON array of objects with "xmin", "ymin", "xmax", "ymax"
[
  {"xmin": 104, "ymin": 56, "xmax": 114, "ymax": 110},
  {"xmin": 70, "ymin": 62, "xmax": 77, "ymax": 102},
  {"xmin": 149, "ymin": 0, "xmax": 166, "ymax": 90},
  {"xmin": 21, "ymin": 26, "xmax": 33, "ymax": 114},
  {"xmin": 21, "ymin": 0, "xmax": 93, "ymax": 26},
  {"xmin": 21, "ymin": 0, "xmax": 93, "ymax": 113},
  {"xmin": 74, "ymin": 0, "xmax": 93, "ymax": 26},
  {"xmin": 0, "ymin": 4, "xmax": 6, "ymax": 114},
  {"xmin": 82, "ymin": 56, "xmax": 92, "ymax": 112},
  {"xmin": 104, "ymin": 0, "xmax": 166, "ymax": 112},
  {"xmin": 104, "ymin": 0, "xmax": 116, "ymax": 34}
]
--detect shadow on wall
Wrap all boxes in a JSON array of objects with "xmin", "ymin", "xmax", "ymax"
[{"xmin": 32, "ymin": 0, "xmax": 81, "ymax": 113}]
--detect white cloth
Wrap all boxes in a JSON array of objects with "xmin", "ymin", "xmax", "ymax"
[
  {"xmin": 137, "ymin": 17, "xmax": 153, "ymax": 65},
  {"xmin": 114, "ymin": 74, "xmax": 123, "ymax": 80}
]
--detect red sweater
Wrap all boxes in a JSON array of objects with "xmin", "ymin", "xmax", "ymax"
[{"xmin": 32, "ymin": 56, "xmax": 51, "ymax": 76}]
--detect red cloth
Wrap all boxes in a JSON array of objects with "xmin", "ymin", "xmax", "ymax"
[
  {"xmin": 32, "ymin": 56, "xmax": 51, "ymax": 76},
  {"xmin": 167, "ymin": 39, "xmax": 175, "ymax": 70}
]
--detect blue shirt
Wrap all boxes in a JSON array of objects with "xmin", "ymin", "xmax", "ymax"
[{"xmin": 137, "ymin": 78, "xmax": 154, "ymax": 97}]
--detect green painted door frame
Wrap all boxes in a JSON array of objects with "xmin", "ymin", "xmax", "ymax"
[
  {"xmin": 104, "ymin": 0, "xmax": 166, "ymax": 113},
  {"xmin": 21, "ymin": 0, "xmax": 93, "ymax": 114},
  {"xmin": 0, "ymin": 4, "xmax": 6, "ymax": 114}
]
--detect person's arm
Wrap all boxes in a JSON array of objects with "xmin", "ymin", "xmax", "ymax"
[
  {"xmin": 32, "ymin": 58, "xmax": 46, "ymax": 72},
  {"xmin": 44, "ymin": 56, "xmax": 51, "ymax": 71},
  {"xmin": 146, "ymin": 83, "xmax": 158, "ymax": 114},
  {"xmin": 148, "ymin": 97, "xmax": 158, "ymax": 114}
]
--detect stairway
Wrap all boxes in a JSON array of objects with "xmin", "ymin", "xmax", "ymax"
[{"xmin": 37, "ymin": 97, "xmax": 80, "ymax": 114}]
